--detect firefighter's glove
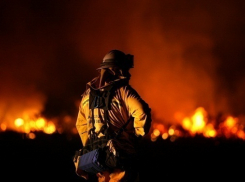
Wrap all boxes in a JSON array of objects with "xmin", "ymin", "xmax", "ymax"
[
  {"xmin": 107, "ymin": 139, "xmax": 117, "ymax": 156},
  {"xmin": 74, "ymin": 154, "xmax": 89, "ymax": 180}
]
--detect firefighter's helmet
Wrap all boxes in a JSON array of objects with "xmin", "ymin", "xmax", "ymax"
[{"xmin": 97, "ymin": 50, "xmax": 134, "ymax": 70}]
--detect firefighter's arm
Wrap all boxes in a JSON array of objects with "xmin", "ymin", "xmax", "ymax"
[
  {"xmin": 76, "ymin": 102, "xmax": 88, "ymax": 146},
  {"xmin": 127, "ymin": 96, "xmax": 152, "ymax": 137},
  {"xmin": 74, "ymin": 101, "xmax": 89, "ymax": 179}
]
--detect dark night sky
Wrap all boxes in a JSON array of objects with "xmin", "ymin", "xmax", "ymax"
[{"xmin": 1, "ymin": 0, "xmax": 245, "ymax": 128}]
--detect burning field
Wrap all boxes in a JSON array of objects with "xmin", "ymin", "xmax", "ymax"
[
  {"xmin": 1, "ymin": 0, "xmax": 245, "ymax": 181},
  {"xmin": 1, "ymin": 106, "xmax": 245, "ymax": 181},
  {"xmin": 1, "ymin": 105, "xmax": 245, "ymax": 141}
]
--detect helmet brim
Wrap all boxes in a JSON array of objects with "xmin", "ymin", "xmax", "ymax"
[{"xmin": 96, "ymin": 61, "xmax": 120, "ymax": 70}]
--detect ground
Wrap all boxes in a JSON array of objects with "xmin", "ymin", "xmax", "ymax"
[{"xmin": 1, "ymin": 131, "xmax": 244, "ymax": 181}]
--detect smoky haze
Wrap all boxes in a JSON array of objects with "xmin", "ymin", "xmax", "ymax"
[{"xmin": 0, "ymin": 0, "xmax": 245, "ymax": 126}]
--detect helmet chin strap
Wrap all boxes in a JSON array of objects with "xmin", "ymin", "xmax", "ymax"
[{"xmin": 99, "ymin": 69, "xmax": 106, "ymax": 88}]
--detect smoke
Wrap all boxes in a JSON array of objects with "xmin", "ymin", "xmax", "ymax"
[{"xmin": 0, "ymin": 0, "xmax": 244, "ymax": 127}]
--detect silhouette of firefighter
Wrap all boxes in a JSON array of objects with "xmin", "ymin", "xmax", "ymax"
[{"xmin": 74, "ymin": 49, "xmax": 152, "ymax": 182}]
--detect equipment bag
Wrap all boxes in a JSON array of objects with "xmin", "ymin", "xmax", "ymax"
[{"xmin": 78, "ymin": 148, "xmax": 107, "ymax": 174}]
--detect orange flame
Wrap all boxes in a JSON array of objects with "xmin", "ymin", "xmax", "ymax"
[
  {"xmin": 1, "ymin": 106, "xmax": 245, "ymax": 142},
  {"xmin": 12, "ymin": 116, "xmax": 56, "ymax": 135},
  {"xmin": 151, "ymin": 107, "xmax": 245, "ymax": 141}
]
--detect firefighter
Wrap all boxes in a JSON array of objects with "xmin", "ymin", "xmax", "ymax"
[{"xmin": 74, "ymin": 49, "xmax": 152, "ymax": 182}]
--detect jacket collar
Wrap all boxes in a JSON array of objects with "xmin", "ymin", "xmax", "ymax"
[{"xmin": 86, "ymin": 76, "xmax": 129, "ymax": 91}]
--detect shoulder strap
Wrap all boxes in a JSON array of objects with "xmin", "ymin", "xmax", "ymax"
[{"xmin": 88, "ymin": 81, "xmax": 131, "ymax": 140}]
